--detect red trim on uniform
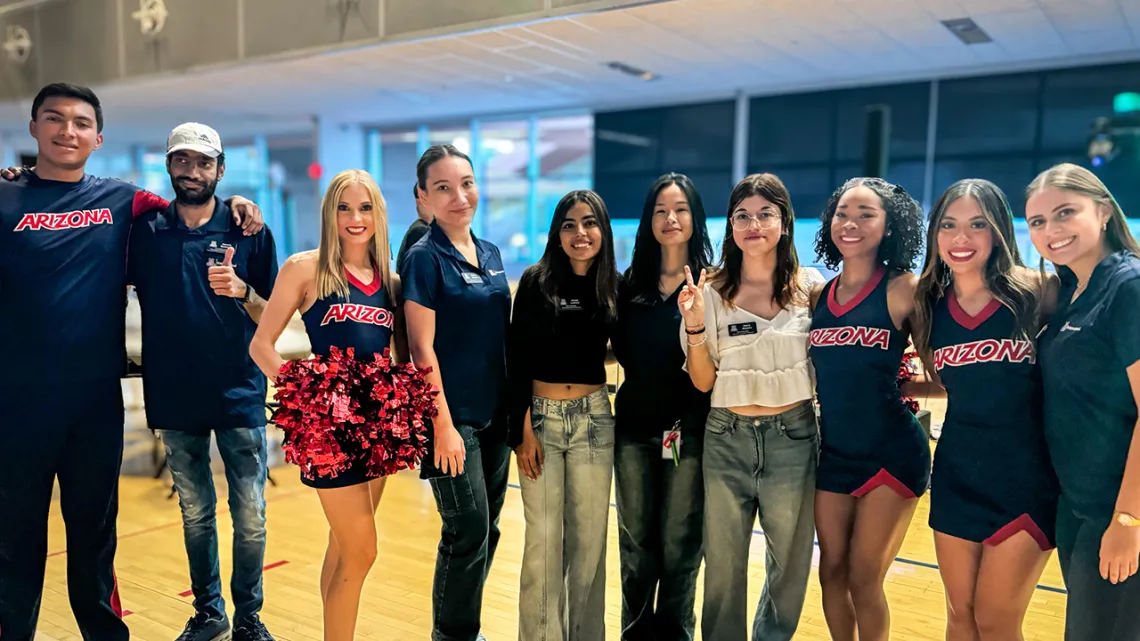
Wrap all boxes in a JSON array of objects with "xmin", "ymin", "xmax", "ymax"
[
  {"xmin": 346, "ymin": 267, "xmax": 381, "ymax": 296},
  {"xmin": 948, "ymin": 291, "xmax": 1002, "ymax": 331},
  {"xmin": 131, "ymin": 190, "xmax": 169, "ymax": 218},
  {"xmin": 827, "ymin": 266, "xmax": 886, "ymax": 318},
  {"xmin": 851, "ymin": 468, "xmax": 917, "ymax": 499},
  {"xmin": 110, "ymin": 567, "xmax": 124, "ymax": 618},
  {"xmin": 983, "ymin": 513, "xmax": 1054, "ymax": 551}
]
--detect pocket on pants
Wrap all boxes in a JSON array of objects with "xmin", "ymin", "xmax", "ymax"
[
  {"xmin": 705, "ymin": 408, "xmax": 736, "ymax": 436},
  {"xmin": 430, "ymin": 472, "xmax": 478, "ymax": 518},
  {"xmin": 589, "ymin": 412, "xmax": 615, "ymax": 450},
  {"xmin": 779, "ymin": 405, "xmax": 819, "ymax": 442}
]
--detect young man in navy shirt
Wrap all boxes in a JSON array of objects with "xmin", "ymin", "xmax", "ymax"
[
  {"xmin": 0, "ymin": 84, "xmax": 262, "ymax": 641},
  {"xmin": 129, "ymin": 123, "xmax": 279, "ymax": 641}
]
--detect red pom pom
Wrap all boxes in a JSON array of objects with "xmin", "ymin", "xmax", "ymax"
[{"xmin": 272, "ymin": 346, "xmax": 437, "ymax": 481}]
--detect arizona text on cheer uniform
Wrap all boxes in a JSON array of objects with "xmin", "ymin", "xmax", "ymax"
[{"xmin": 0, "ymin": 172, "xmax": 167, "ymax": 641}]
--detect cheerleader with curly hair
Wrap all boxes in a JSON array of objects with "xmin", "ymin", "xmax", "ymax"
[
  {"xmin": 807, "ymin": 177, "xmax": 930, "ymax": 641},
  {"xmin": 250, "ymin": 169, "xmax": 408, "ymax": 641}
]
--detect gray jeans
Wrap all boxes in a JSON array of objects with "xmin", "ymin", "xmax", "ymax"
[
  {"xmin": 701, "ymin": 403, "xmax": 819, "ymax": 641},
  {"xmin": 518, "ymin": 388, "xmax": 615, "ymax": 641}
]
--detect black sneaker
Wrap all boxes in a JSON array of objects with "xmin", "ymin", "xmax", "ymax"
[
  {"xmin": 233, "ymin": 615, "xmax": 275, "ymax": 641},
  {"xmin": 175, "ymin": 611, "xmax": 231, "ymax": 641}
]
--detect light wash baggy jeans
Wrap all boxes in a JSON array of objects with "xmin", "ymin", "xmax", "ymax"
[
  {"xmin": 518, "ymin": 388, "xmax": 615, "ymax": 641},
  {"xmin": 700, "ymin": 402, "xmax": 819, "ymax": 641}
]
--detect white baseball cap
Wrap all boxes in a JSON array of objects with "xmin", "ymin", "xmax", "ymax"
[{"xmin": 166, "ymin": 122, "xmax": 223, "ymax": 158}]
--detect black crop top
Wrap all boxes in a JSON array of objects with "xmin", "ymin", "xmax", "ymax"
[{"xmin": 506, "ymin": 267, "xmax": 614, "ymax": 447}]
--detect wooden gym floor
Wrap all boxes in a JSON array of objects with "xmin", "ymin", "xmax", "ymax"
[{"xmin": 33, "ymin": 397, "xmax": 1067, "ymax": 640}]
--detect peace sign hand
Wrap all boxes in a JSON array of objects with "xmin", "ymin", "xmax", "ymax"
[{"xmin": 678, "ymin": 265, "xmax": 707, "ymax": 329}]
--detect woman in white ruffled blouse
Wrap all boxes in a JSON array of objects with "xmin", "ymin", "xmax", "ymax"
[{"xmin": 679, "ymin": 172, "xmax": 823, "ymax": 641}]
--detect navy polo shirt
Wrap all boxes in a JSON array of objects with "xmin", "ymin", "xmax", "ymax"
[
  {"xmin": 399, "ymin": 221, "xmax": 512, "ymax": 428},
  {"xmin": 129, "ymin": 198, "xmax": 279, "ymax": 432},
  {"xmin": 1039, "ymin": 250, "xmax": 1140, "ymax": 518}
]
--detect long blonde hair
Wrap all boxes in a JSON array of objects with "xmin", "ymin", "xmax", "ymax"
[{"xmin": 315, "ymin": 169, "xmax": 393, "ymax": 302}]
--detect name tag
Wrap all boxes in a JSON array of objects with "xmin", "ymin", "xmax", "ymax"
[
  {"xmin": 728, "ymin": 322, "xmax": 758, "ymax": 337},
  {"xmin": 461, "ymin": 272, "xmax": 483, "ymax": 285},
  {"xmin": 560, "ymin": 297, "xmax": 583, "ymax": 311}
]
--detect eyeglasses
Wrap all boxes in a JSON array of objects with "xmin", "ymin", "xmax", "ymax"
[{"xmin": 731, "ymin": 211, "xmax": 781, "ymax": 231}]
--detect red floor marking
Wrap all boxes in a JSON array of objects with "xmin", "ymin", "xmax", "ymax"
[
  {"xmin": 178, "ymin": 589, "xmax": 193, "ymax": 597},
  {"xmin": 46, "ymin": 489, "xmax": 309, "ymax": 558}
]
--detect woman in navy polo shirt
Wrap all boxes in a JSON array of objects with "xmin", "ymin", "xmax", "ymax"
[
  {"xmin": 398, "ymin": 144, "xmax": 513, "ymax": 641},
  {"xmin": 610, "ymin": 173, "xmax": 713, "ymax": 640},
  {"xmin": 507, "ymin": 189, "xmax": 620, "ymax": 640},
  {"xmin": 911, "ymin": 179, "xmax": 1059, "ymax": 640},
  {"xmin": 249, "ymin": 169, "xmax": 404, "ymax": 641},
  {"xmin": 1026, "ymin": 163, "xmax": 1140, "ymax": 640},
  {"xmin": 808, "ymin": 177, "xmax": 928, "ymax": 641}
]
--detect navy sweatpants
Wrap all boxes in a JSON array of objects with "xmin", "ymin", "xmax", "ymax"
[{"xmin": 0, "ymin": 379, "xmax": 129, "ymax": 641}]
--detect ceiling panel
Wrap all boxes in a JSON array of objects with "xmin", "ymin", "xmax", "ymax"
[{"xmin": 0, "ymin": 0, "xmax": 1133, "ymax": 147}]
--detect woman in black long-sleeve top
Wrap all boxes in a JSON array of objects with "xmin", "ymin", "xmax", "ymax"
[
  {"xmin": 507, "ymin": 189, "xmax": 620, "ymax": 641},
  {"xmin": 611, "ymin": 173, "xmax": 714, "ymax": 640}
]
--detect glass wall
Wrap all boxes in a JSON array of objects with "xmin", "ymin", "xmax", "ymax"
[
  {"xmin": 372, "ymin": 113, "xmax": 594, "ymax": 278},
  {"xmin": 594, "ymin": 60, "xmax": 1140, "ymax": 276}
]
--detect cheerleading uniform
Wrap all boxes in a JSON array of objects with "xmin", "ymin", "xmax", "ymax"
[
  {"xmin": 927, "ymin": 291, "xmax": 1057, "ymax": 549},
  {"xmin": 808, "ymin": 266, "xmax": 930, "ymax": 498},
  {"xmin": 0, "ymin": 172, "xmax": 167, "ymax": 641},
  {"xmin": 297, "ymin": 267, "xmax": 395, "ymax": 489}
]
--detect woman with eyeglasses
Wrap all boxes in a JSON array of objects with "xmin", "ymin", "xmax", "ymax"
[
  {"xmin": 808, "ymin": 177, "xmax": 928, "ymax": 641},
  {"xmin": 680, "ymin": 173, "xmax": 823, "ymax": 641}
]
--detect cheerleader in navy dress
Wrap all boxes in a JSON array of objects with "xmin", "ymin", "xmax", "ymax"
[
  {"xmin": 298, "ymin": 265, "xmax": 398, "ymax": 488},
  {"xmin": 250, "ymin": 169, "xmax": 408, "ymax": 641},
  {"xmin": 807, "ymin": 177, "xmax": 928, "ymax": 641},
  {"xmin": 927, "ymin": 292, "xmax": 1057, "ymax": 549},
  {"xmin": 810, "ymin": 265, "xmax": 930, "ymax": 499},
  {"xmin": 912, "ymin": 178, "xmax": 1059, "ymax": 640}
]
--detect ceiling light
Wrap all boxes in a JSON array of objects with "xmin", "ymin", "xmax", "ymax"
[
  {"xmin": 941, "ymin": 18, "xmax": 992, "ymax": 45},
  {"xmin": 604, "ymin": 61, "xmax": 658, "ymax": 81}
]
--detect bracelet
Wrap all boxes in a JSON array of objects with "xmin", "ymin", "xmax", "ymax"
[
  {"xmin": 685, "ymin": 325, "xmax": 705, "ymax": 335},
  {"xmin": 686, "ymin": 334, "xmax": 707, "ymax": 347}
]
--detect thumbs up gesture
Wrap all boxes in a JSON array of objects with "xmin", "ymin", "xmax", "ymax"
[{"xmin": 208, "ymin": 246, "xmax": 248, "ymax": 299}]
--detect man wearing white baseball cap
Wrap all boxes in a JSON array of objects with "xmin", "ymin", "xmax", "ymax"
[{"xmin": 130, "ymin": 121, "xmax": 279, "ymax": 641}]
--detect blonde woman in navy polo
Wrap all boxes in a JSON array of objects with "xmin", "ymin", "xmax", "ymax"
[
  {"xmin": 250, "ymin": 169, "xmax": 403, "ymax": 641},
  {"xmin": 399, "ymin": 144, "xmax": 513, "ymax": 641},
  {"xmin": 1027, "ymin": 163, "xmax": 1140, "ymax": 640}
]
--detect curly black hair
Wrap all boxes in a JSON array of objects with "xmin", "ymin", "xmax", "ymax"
[{"xmin": 813, "ymin": 177, "xmax": 925, "ymax": 272}]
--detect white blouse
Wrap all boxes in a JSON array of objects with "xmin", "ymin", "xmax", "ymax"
[{"xmin": 681, "ymin": 268, "xmax": 825, "ymax": 409}]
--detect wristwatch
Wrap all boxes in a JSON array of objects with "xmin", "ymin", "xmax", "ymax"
[
  {"xmin": 1114, "ymin": 511, "xmax": 1140, "ymax": 527},
  {"xmin": 240, "ymin": 283, "xmax": 252, "ymax": 303}
]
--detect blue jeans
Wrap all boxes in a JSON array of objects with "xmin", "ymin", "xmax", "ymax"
[
  {"xmin": 1056, "ymin": 496, "xmax": 1140, "ymax": 640},
  {"xmin": 519, "ymin": 389, "xmax": 614, "ymax": 641},
  {"xmin": 701, "ymin": 403, "xmax": 818, "ymax": 641},
  {"xmin": 159, "ymin": 427, "xmax": 268, "ymax": 622},
  {"xmin": 421, "ymin": 422, "xmax": 512, "ymax": 641},
  {"xmin": 614, "ymin": 417, "xmax": 704, "ymax": 641}
]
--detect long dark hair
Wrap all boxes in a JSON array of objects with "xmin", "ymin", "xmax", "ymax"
[
  {"xmin": 415, "ymin": 144, "xmax": 474, "ymax": 190},
  {"xmin": 625, "ymin": 173, "xmax": 714, "ymax": 302},
  {"xmin": 913, "ymin": 179, "xmax": 1042, "ymax": 367},
  {"xmin": 524, "ymin": 189, "xmax": 619, "ymax": 321},
  {"xmin": 814, "ymin": 177, "xmax": 925, "ymax": 272},
  {"xmin": 711, "ymin": 173, "xmax": 806, "ymax": 308}
]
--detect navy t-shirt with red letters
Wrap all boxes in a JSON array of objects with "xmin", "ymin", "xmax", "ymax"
[{"xmin": 0, "ymin": 172, "xmax": 167, "ymax": 387}]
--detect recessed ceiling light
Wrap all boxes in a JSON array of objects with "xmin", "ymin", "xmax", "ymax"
[
  {"xmin": 941, "ymin": 17, "xmax": 993, "ymax": 45},
  {"xmin": 604, "ymin": 61, "xmax": 658, "ymax": 81}
]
